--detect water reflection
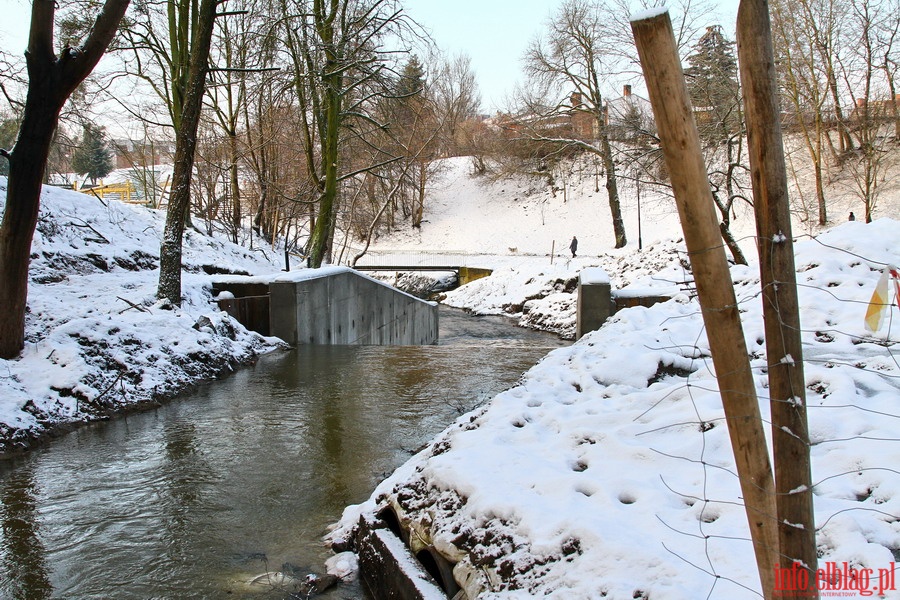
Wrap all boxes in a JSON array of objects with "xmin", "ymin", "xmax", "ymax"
[
  {"xmin": 0, "ymin": 308, "xmax": 568, "ymax": 598},
  {"xmin": 0, "ymin": 465, "xmax": 52, "ymax": 600}
]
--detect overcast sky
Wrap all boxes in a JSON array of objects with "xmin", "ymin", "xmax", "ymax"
[{"xmin": 2, "ymin": 0, "xmax": 741, "ymax": 115}]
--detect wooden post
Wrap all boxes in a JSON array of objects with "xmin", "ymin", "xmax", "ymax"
[
  {"xmin": 631, "ymin": 12, "xmax": 778, "ymax": 598},
  {"xmin": 737, "ymin": 0, "xmax": 817, "ymax": 588}
]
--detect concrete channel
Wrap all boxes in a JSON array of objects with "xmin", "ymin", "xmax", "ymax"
[{"xmin": 212, "ymin": 265, "xmax": 672, "ymax": 598}]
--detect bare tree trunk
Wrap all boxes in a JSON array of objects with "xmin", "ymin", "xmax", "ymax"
[
  {"xmin": 632, "ymin": 12, "xmax": 779, "ymax": 598},
  {"xmin": 591, "ymin": 91, "xmax": 626, "ymax": 249},
  {"xmin": 413, "ymin": 161, "xmax": 426, "ymax": 228},
  {"xmin": 307, "ymin": 70, "xmax": 341, "ymax": 266},
  {"xmin": 0, "ymin": 101, "xmax": 57, "ymax": 358},
  {"xmin": 157, "ymin": 0, "xmax": 217, "ymax": 305},
  {"xmin": 225, "ymin": 132, "xmax": 240, "ymax": 244},
  {"xmin": 0, "ymin": 0, "xmax": 130, "ymax": 359},
  {"xmin": 738, "ymin": 0, "xmax": 817, "ymax": 593},
  {"xmin": 814, "ymin": 158, "xmax": 827, "ymax": 225},
  {"xmin": 599, "ymin": 126, "xmax": 627, "ymax": 248}
]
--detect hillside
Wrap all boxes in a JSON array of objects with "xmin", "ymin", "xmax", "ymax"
[
  {"xmin": 365, "ymin": 152, "xmax": 900, "ymax": 259},
  {"xmin": 362, "ymin": 152, "xmax": 900, "ymax": 341}
]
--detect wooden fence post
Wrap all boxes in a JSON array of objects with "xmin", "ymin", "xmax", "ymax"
[
  {"xmin": 737, "ymin": 0, "xmax": 817, "ymax": 588},
  {"xmin": 631, "ymin": 11, "xmax": 778, "ymax": 598}
]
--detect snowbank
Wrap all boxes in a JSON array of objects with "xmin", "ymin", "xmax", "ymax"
[
  {"xmin": 331, "ymin": 219, "xmax": 900, "ymax": 598},
  {"xmin": 0, "ymin": 177, "xmax": 285, "ymax": 454}
]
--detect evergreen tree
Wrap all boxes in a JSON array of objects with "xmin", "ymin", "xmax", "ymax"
[
  {"xmin": 684, "ymin": 25, "xmax": 742, "ymax": 144},
  {"xmin": 397, "ymin": 55, "xmax": 426, "ymax": 99},
  {"xmin": 72, "ymin": 123, "xmax": 113, "ymax": 185}
]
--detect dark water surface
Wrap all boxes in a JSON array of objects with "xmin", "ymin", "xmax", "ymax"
[{"xmin": 0, "ymin": 307, "xmax": 567, "ymax": 599}]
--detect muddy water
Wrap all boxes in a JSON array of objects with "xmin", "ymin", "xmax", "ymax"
[{"xmin": 0, "ymin": 307, "xmax": 567, "ymax": 599}]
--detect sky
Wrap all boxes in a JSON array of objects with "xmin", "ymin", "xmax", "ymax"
[
  {"xmin": 2, "ymin": 0, "xmax": 741, "ymax": 115},
  {"xmin": 402, "ymin": 0, "xmax": 741, "ymax": 111}
]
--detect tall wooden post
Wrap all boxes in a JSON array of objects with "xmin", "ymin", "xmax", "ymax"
[
  {"xmin": 631, "ymin": 12, "xmax": 778, "ymax": 598},
  {"xmin": 737, "ymin": 0, "xmax": 817, "ymax": 588}
]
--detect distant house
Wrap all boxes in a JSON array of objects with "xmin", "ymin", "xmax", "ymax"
[
  {"xmin": 605, "ymin": 85, "xmax": 654, "ymax": 141},
  {"xmin": 111, "ymin": 139, "xmax": 175, "ymax": 170},
  {"xmin": 491, "ymin": 85, "xmax": 655, "ymax": 149},
  {"xmin": 850, "ymin": 94, "xmax": 900, "ymax": 123}
]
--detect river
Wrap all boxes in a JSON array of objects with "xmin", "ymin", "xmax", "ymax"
[{"xmin": 0, "ymin": 307, "xmax": 568, "ymax": 599}]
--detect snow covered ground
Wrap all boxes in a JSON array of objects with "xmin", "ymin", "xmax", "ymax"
[
  {"xmin": 0, "ymin": 176, "xmax": 285, "ymax": 454},
  {"xmin": 2, "ymin": 148, "xmax": 900, "ymax": 598},
  {"xmin": 326, "ymin": 157, "xmax": 900, "ymax": 598}
]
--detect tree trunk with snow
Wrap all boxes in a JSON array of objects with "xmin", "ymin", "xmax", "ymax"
[
  {"xmin": 0, "ymin": 0, "xmax": 130, "ymax": 359},
  {"xmin": 157, "ymin": 0, "xmax": 217, "ymax": 305}
]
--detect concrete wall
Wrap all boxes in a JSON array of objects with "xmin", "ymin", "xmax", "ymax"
[
  {"xmin": 212, "ymin": 281, "xmax": 271, "ymax": 336},
  {"xmin": 457, "ymin": 267, "xmax": 492, "ymax": 286},
  {"xmin": 270, "ymin": 269, "xmax": 438, "ymax": 345},
  {"xmin": 576, "ymin": 269, "xmax": 612, "ymax": 340}
]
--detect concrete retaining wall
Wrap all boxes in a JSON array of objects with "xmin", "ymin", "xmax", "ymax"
[
  {"xmin": 354, "ymin": 513, "xmax": 449, "ymax": 600},
  {"xmin": 270, "ymin": 268, "xmax": 439, "ymax": 345},
  {"xmin": 576, "ymin": 268, "xmax": 612, "ymax": 340},
  {"xmin": 576, "ymin": 269, "xmax": 676, "ymax": 339},
  {"xmin": 457, "ymin": 267, "xmax": 492, "ymax": 286}
]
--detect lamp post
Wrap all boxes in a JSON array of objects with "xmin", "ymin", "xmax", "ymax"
[{"xmin": 634, "ymin": 168, "xmax": 643, "ymax": 251}]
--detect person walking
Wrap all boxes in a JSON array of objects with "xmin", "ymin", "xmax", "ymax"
[{"xmin": 569, "ymin": 236, "xmax": 578, "ymax": 258}]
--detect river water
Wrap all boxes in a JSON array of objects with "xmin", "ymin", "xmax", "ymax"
[{"xmin": 0, "ymin": 307, "xmax": 567, "ymax": 599}]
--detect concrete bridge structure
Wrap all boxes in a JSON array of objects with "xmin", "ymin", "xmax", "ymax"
[
  {"xmin": 353, "ymin": 264, "xmax": 493, "ymax": 286},
  {"xmin": 213, "ymin": 266, "xmax": 439, "ymax": 346}
]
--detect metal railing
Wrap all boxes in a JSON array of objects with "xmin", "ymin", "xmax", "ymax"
[{"xmin": 340, "ymin": 248, "xmax": 472, "ymax": 269}]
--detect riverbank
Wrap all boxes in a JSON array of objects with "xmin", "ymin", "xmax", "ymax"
[
  {"xmin": 331, "ymin": 218, "xmax": 900, "ymax": 598},
  {"xmin": 0, "ymin": 177, "xmax": 286, "ymax": 456}
]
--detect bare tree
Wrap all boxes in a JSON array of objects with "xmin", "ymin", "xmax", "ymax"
[
  {"xmin": 204, "ymin": 0, "xmax": 268, "ymax": 244},
  {"xmin": 430, "ymin": 52, "xmax": 482, "ymax": 157},
  {"xmin": 522, "ymin": 0, "xmax": 627, "ymax": 248},
  {"xmin": 685, "ymin": 25, "xmax": 750, "ymax": 264},
  {"xmin": 157, "ymin": 0, "xmax": 219, "ymax": 305},
  {"xmin": 873, "ymin": 0, "xmax": 900, "ymax": 140},
  {"xmin": 279, "ymin": 0, "xmax": 413, "ymax": 267},
  {"xmin": 0, "ymin": 0, "xmax": 131, "ymax": 359},
  {"xmin": 771, "ymin": 0, "xmax": 843, "ymax": 225},
  {"xmin": 841, "ymin": 0, "xmax": 898, "ymax": 222}
]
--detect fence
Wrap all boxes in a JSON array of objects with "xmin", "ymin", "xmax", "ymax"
[{"xmin": 338, "ymin": 247, "xmax": 472, "ymax": 268}]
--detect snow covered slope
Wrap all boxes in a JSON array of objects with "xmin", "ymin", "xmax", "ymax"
[
  {"xmin": 329, "ymin": 156, "xmax": 900, "ymax": 598},
  {"xmin": 0, "ymin": 177, "xmax": 284, "ymax": 454},
  {"xmin": 334, "ymin": 217, "xmax": 900, "ymax": 599}
]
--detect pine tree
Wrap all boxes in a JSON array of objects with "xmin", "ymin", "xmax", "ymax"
[
  {"xmin": 72, "ymin": 123, "xmax": 113, "ymax": 185},
  {"xmin": 397, "ymin": 55, "xmax": 426, "ymax": 98},
  {"xmin": 684, "ymin": 25, "xmax": 741, "ymax": 144}
]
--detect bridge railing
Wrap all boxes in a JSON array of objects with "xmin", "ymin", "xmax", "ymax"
[{"xmin": 339, "ymin": 247, "xmax": 471, "ymax": 268}]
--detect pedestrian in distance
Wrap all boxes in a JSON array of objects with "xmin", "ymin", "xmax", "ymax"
[{"xmin": 569, "ymin": 236, "xmax": 578, "ymax": 258}]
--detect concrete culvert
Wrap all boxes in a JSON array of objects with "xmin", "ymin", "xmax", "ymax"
[{"xmin": 415, "ymin": 547, "xmax": 461, "ymax": 597}]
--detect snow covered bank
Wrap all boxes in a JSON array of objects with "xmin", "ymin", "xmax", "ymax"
[
  {"xmin": 0, "ymin": 178, "xmax": 285, "ymax": 455},
  {"xmin": 331, "ymin": 220, "xmax": 900, "ymax": 598}
]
